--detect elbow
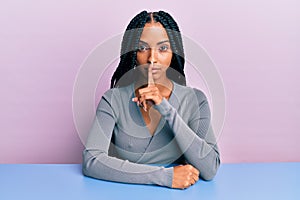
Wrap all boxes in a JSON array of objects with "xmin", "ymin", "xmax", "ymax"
[
  {"xmin": 81, "ymin": 148, "xmax": 110, "ymax": 180},
  {"xmin": 82, "ymin": 158, "xmax": 90, "ymax": 177},
  {"xmin": 82, "ymin": 149, "xmax": 91, "ymax": 177},
  {"xmin": 201, "ymin": 170, "xmax": 217, "ymax": 181},
  {"xmin": 81, "ymin": 149, "xmax": 99, "ymax": 177},
  {"xmin": 201, "ymin": 156, "xmax": 221, "ymax": 181},
  {"xmin": 82, "ymin": 166, "xmax": 89, "ymax": 177}
]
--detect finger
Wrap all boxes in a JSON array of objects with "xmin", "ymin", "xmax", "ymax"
[
  {"xmin": 132, "ymin": 97, "xmax": 138, "ymax": 102},
  {"xmin": 187, "ymin": 164, "xmax": 199, "ymax": 176},
  {"xmin": 139, "ymin": 91, "xmax": 154, "ymax": 101},
  {"xmin": 190, "ymin": 178, "xmax": 196, "ymax": 185},
  {"xmin": 183, "ymin": 181, "xmax": 190, "ymax": 189},
  {"xmin": 138, "ymin": 101, "xmax": 147, "ymax": 112},
  {"xmin": 141, "ymin": 93, "xmax": 157, "ymax": 103},
  {"xmin": 138, "ymin": 95, "xmax": 147, "ymax": 112},
  {"xmin": 138, "ymin": 93, "xmax": 146, "ymax": 104},
  {"xmin": 135, "ymin": 95, "xmax": 147, "ymax": 111},
  {"xmin": 148, "ymin": 61, "xmax": 155, "ymax": 86},
  {"xmin": 191, "ymin": 169, "xmax": 199, "ymax": 177},
  {"xmin": 143, "ymin": 98, "xmax": 147, "ymax": 111},
  {"xmin": 192, "ymin": 168, "xmax": 200, "ymax": 177},
  {"xmin": 137, "ymin": 100, "xmax": 144, "ymax": 109},
  {"xmin": 192, "ymin": 173, "xmax": 199, "ymax": 183},
  {"xmin": 138, "ymin": 87, "xmax": 154, "ymax": 94},
  {"xmin": 138, "ymin": 87, "xmax": 156, "ymax": 98},
  {"xmin": 186, "ymin": 183, "xmax": 192, "ymax": 189}
]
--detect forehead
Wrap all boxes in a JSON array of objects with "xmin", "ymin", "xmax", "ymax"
[{"xmin": 139, "ymin": 22, "xmax": 169, "ymax": 43}]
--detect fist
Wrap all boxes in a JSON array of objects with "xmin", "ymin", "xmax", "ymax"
[{"xmin": 172, "ymin": 165, "xmax": 200, "ymax": 189}]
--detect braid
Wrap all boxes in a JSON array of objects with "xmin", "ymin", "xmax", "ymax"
[
  {"xmin": 155, "ymin": 11, "xmax": 186, "ymax": 85},
  {"xmin": 110, "ymin": 10, "xmax": 186, "ymax": 88},
  {"xmin": 110, "ymin": 11, "xmax": 148, "ymax": 88}
]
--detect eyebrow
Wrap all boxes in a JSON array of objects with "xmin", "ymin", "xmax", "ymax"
[{"xmin": 139, "ymin": 40, "xmax": 170, "ymax": 45}]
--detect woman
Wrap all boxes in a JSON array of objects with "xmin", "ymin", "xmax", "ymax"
[{"xmin": 82, "ymin": 10, "xmax": 220, "ymax": 189}]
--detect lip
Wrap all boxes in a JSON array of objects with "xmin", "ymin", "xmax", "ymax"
[
  {"xmin": 144, "ymin": 68, "xmax": 160, "ymax": 74},
  {"xmin": 151, "ymin": 68, "xmax": 160, "ymax": 74},
  {"xmin": 145, "ymin": 67, "xmax": 160, "ymax": 71}
]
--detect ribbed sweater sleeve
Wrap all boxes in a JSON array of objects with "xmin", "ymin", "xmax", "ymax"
[
  {"xmin": 82, "ymin": 90, "xmax": 173, "ymax": 187},
  {"xmin": 153, "ymin": 88, "xmax": 220, "ymax": 180}
]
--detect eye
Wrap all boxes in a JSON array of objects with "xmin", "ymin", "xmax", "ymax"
[
  {"xmin": 138, "ymin": 45, "xmax": 150, "ymax": 52},
  {"xmin": 159, "ymin": 45, "xmax": 169, "ymax": 52}
]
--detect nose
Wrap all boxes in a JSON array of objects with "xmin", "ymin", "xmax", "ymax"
[{"xmin": 147, "ymin": 48, "xmax": 157, "ymax": 64}]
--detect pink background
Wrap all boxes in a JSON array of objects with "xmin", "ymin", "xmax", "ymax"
[{"xmin": 1, "ymin": 0, "xmax": 299, "ymax": 164}]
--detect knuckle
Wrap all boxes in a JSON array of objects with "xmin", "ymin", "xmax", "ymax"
[{"xmin": 184, "ymin": 181, "xmax": 189, "ymax": 187}]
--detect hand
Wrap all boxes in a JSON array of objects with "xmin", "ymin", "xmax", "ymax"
[
  {"xmin": 132, "ymin": 62, "xmax": 163, "ymax": 111},
  {"xmin": 132, "ymin": 85, "xmax": 163, "ymax": 110},
  {"xmin": 172, "ymin": 164, "xmax": 200, "ymax": 189}
]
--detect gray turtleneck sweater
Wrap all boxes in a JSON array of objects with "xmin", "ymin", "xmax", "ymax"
[{"xmin": 82, "ymin": 80, "xmax": 220, "ymax": 188}]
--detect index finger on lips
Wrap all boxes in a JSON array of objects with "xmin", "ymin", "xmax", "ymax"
[{"xmin": 148, "ymin": 61, "xmax": 155, "ymax": 86}]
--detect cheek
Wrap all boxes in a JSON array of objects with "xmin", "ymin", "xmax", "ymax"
[
  {"xmin": 160, "ymin": 53, "xmax": 172, "ymax": 66},
  {"xmin": 136, "ymin": 52, "xmax": 148, "ymax": 64}
]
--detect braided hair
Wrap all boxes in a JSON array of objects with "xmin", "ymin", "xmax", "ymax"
[{"xmin": 110, "ymin": 10, "xmax": 186, "ymax": 88}]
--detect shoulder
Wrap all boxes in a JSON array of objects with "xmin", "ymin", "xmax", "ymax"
[
  {"xmin": 191, "ymin": 87, "xmax": 208, "ymax": 103},
  {"xmin": 96, "ymin": 84, "xmax": 132, "ymax": 116},
  {"xmin": 97, "ymin": 84, "xmax": 133, "ymax": 113},
  {"xmin": 173, "ymin": 81, "xmax": 207, "ymax": 103},
  {"xmin": 102, "ymin": 84, "xmax": 132, "ymax": 101}
]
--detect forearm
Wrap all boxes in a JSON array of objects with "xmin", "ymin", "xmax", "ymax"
[
  {"xmin": 154, "ymin": 98, "xmax": 220, "ymax": 180},
  {"xmin": 82, "ymin": 149, "xmax": 173, "ymax": 186},
  {"xmin": 179, "ymin": 128, "xmax": 220, "ymax": 180}
]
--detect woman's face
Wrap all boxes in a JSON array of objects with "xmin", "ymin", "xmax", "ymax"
[{"xmin": 136, "ymin": 22, "xmax": 172, "ymax": 82}]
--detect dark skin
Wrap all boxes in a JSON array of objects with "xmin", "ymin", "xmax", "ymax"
[{"xmin": 131, "ymin": 21, "xmax": 200, "ymax": 189}]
